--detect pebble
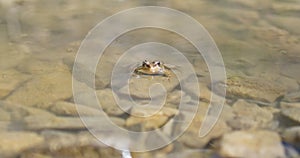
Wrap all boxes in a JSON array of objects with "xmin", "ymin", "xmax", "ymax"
[
  {"xmin": 0, "ymin": 44, "xmax": 31, "ymax": 70},
  {"xmin": 119, "ymin": 74, "xmax": 179, "ymax": 99},
  {"xmin": 96, "ymin": 89, "xmax": 126, "ymax": 116},
  {"xmin": 192, "ymin": 59, "xmax": 209, "ymax": 77},
  {"xmin": 0, "ymin": 107, "xmax": 10, "ymax": 121},
  {"xmin": 219, "ymin": 130, "xmax": 286, "ymax": 158},
  {"xmin": 281, "ymin": 107, "xmax": 300, "ymax": 123},
  {"xmin": 178, "ymin": 102, "xmax": 231, "ymax": 148},
  {"xmin": 273, "ymin": 75, "xmax": 299, "ymax": 93},
  {"xmin": 280, "ymin": 62, "xmax": 300, "ymax": 81},
  {"xmin": 40, "ymin": 130, "xmax": 105, "ymax": 151},
  {"xmin": 224, "ymin": 76, "xmax": 285, "ymax": 103},
  {"xmin": 49, "ymin": 101, "xmax": 102, "ymax": 117},
  {"xmin": 20, "ymin": 153, "xmax": 52, "ymax": 158},
  {"xmin": 23, "ymin": 115, "xmax": 86, "ymax": 130},
  {"xmin": 266, "ymin": 15, "xmax": 300, "ymax": 35},
  {"xmin": 23, "ymin": 115, "xmax": 125, "ymax": 130},
  {"xmin": 227, "ymin": 99, "xmax": 274, "ymax": 130},
  {"xmin": 283, "ymin": 91, "xmax": 300, "ymax": 103},
  {"xmin": 272, "ymin": 1, "xmax": 300, "ymax": 13},
  {"xmin": 0, "ymin": 69, "xmax": 30, "ymax": 98},
  {"xmin": 183, "ymin": 80, "xmax": 213, "ymax": 103},
  {"xmin": 21, "ymin": 145, "xmax": 121, "ymax": 158},
  {"xmin": 280, "ymin": 102, "xmax": 300, "ymax": 109},
  {"xmin": 282, "ymin": 126, "xmax": 300, "ymax": 151},
  {"xmin": 223, "ymin": 0, "xmax": 258, "ymax": 9},
  {"xmin": 16, "ymin": 58, "xmax": 68, "ymax": 75},
  {"xmin": 5, "ymin": 70, "xmax": 73, "ymax": 109},
  {"xmin": 126, "ymin": 106, "xmax": 179, "ymax": 130},
  {"xmin": 0, "ymin": 131, "xmax": 44, "ymax": 157},
  {"xmin": 166, "ymin": 90, "xmax": 190, "ymax": 106},
  {"xmin": 0, "ymin": 101, "xmax": 54, "ymax": 121},
  {"xmin": 63, "ymin": 57, "xmax": 107, "ymax": 89}
]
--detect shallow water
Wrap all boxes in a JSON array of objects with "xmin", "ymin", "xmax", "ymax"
[{"xmin": 0, "ymin": 0, "xmax": 299, "ymax": 158}]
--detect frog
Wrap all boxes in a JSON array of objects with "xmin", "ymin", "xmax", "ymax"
[{"xmin": 133, "ymin": 60, "xmax": 172, "ymax": 78}]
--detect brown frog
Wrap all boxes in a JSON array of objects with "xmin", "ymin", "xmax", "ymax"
[{"xmin": 133, "ymin": 60, "xmax": 172, "ymax": 78}]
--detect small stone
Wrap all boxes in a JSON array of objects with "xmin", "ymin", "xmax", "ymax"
[
  {"xmin": 16, "ymin": 58, "xmax": 68, "ymax": 75},
  {"xmin": 71, "ymin": 80, "xmax": 98, "ymax": 108},
  {"xmin": 40, "ymin": 130, "xmax": 105, "ymax": 151},
  {"xmin": 282, "ymin": 126, "xmax": 300, "ymax": 150},
  {"xmin": 283, "ymin": 91, "xmax": 300, "ymax": 103},
  {"xmin": 126, "ymin": 106, "xmax": 179, "ymax": 130},
  {"xmin": 272, "ymin": 2, "xmax": 300, "ymax": 13},
  {"xmin": 178, "ymin": 102, "xmax": 231, "ymax": 148},
  {"xmin": 274, "ymin": 75, "xmax": 299, "ymax": 93},
  {"xmin": 199, "ymin": 82, "xmax": 213, "ymax": 103},
  {"xmin": 6, "ymin": 70, "xmax": 73, "ymax": 109},
  {"xmin": 23, "ymin": 115, "xmax": 124, "ymax": 130},
  {"xmin": 23, "ymin": 115, "xmax": 86, "ymax": 130},
  {"xmin": 0, "ymin": 44, "xmax": 31, "ymax": 70},
  {"xmin": 280, "ymin": 63, "xmax": 300, "ymax": 83},
  {"xmin": 0, "ymin": 107, "xmax": 10, "ymax": 121},
  {"xmin": 282, "ymin": 107, "xmax": 300, "ymax": 123},
  {"xmin": 163, "ymin": 149, "xmax": 215, "ymax": 158},
  {"xmin": 20, "ymin": 153, "xmax": 52, "ymax": 158},
  {"xmin": 224, "ymin": 76, "xmax": 285, "ymax": 103},
  {"xmin": 0, "ymin": 101, "xmax": 54, "ymax": 121},
  {"xmin": 119, "ymin": 74, "xmax": 179, "ymax": 99},
  {"xmin": 96, "ymin": 89, "xmax": 125, "ymax": 116},
  {"xmin": 224, "ymin": 0, "xmax": 258, "ymax": 9},
  {"xmin": 0, "ymin": 69, "xmax": 30, "ymax": 98},
  {"xmin": 266, "ymin": 15, "xmax": 300, "ymax": 35},
  {"xmin": 193, "ymin": 60, "xmax": 209, "ymax": 77},
  {"xmin": 166, "ymin": 90, "xmax": 191, "ymax": 105},
  {"xmin": 227, "ymin": 99, "xmax": 274, "ymax": 130},
  {"xmin": 0, "ymin": 131, "xmax": 44, "ymax": 157},
  {"xmin": 219, "ymin": 130, "xmax": 285, "ymax": 158},
  {"xmin": 49, "ymin": 101, "xmax": 102, "ymax": 116},
  {"xmin": 280, "ymin": 102, "xmax": 300, "ymax": 109},
  {"xmin": 64, "ymin": 57, "xmax": 107, "ymax": 89},
  {"xmin": 183, "ymin": 79, "xmax": 213, "ymax": 103}
]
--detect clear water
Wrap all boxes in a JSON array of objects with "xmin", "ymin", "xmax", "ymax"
[{"xmin": 0, "ymin": 0, "xmax": 299, "ymax": 157}]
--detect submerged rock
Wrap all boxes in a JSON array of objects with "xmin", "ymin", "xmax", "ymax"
[
  {"xmin": 119, "ymin": 74, "xmax": 179, "ymax": 99},
  {"xmin": 0, "ymin": 131, "xmax": 44, "ymax": 158},
  {"xmin": 283, "ymin": 91, "xmax": 300, "ymax": 103},
  {"xmin": 0, "ymin": 69, "xmax": 30, "ymax": 98},
  {"xmin": 280, "ymin": 102, "xmax": 300, "ymax": 109},
  {"xmin": 21, "ymin": 144, "xmax": 121, "ymax": 158},
  {"xmin": 40, "ymin": 130, "xmax": 105, "ymax": 151},
  {"xmin": 178, "ymin": 102, "xmax": 231, "ymax": 148},
  {"xmin": 5, "ymin": 70, "xmax": 72, "ymax": 109},
  {"xmin": 281, "ymin": 107, "xmax": 300, "ymax": 123},
  {"xmin": 49, "ymin": 101, "xmax": 102, "ymax": 117},
  {"xmin": 0, "ymin": 107, "xmax": 10, "ymax": 121},
  {"xmin": 0, "ymin": 101, "xmax": 54, "ymax": 121},
  {"xmin": 282, "ymin": 126, "xmax": 300, "ymax": 151},
  {"xmin": 23, "ymin": 115, "xmax": 125, "ymax": 130},
  {"xmin": 17, "ymin": 58, "xmax": 68, "ymax": 75},
  {"xmin": 96, "ymin": 88, "xmax": 126, "ymax": 116},
  {"xmin": 126, "ymin": 106, "xmax": 179, "ymax": 130},
  {"xmin": 0, "ymin": 44, "xmax": 31, "ymax": 70},
  {"xmin": 224, "ymin": 76, "xmax": 285, "ymax": 103},
  {"xmin": 227, "ymin": 99, "xmax": 274, "ymax": 130},
  {"xmin": 23, "ymin": 115, "xmax": 87, "ymax": 130},
  {"xmin": 63, "ymin": 57, "xmax": 107, "ymax": 89},
  {"xmin": 219, "ymin": 130, "xmax": 285, "ymax": 158}
]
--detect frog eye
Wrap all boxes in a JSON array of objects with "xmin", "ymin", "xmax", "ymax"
[
  {"xmin": 153, "ymin": 61, "xmax": 161, "ymax": 66},
  {"xmin": 142, "ymin": 60, "xmax": 151, "ymax": 68}
]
